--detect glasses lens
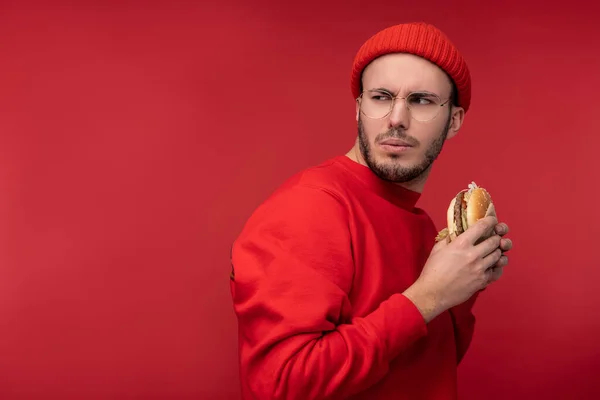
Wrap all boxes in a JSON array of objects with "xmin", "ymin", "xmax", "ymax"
[
  {"xmin": 406, "ymin": 92, "xmax": 443, "ymax": 121},
  {"xmin": 360, "ymin": 90, "xmax": 393, "ymax": 119}
]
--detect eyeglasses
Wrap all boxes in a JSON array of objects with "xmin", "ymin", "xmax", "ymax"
[{"xmin": 357, "ymin": 89, "xmax": 450, "ymax": 122}]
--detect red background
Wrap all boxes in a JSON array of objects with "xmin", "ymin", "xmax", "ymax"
[{"xmin": 1, "ymin": 1, "xmax": 599, "ymax": 399}]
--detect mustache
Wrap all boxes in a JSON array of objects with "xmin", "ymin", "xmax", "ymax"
[{"xmin": 375, "ymin": 129, "xmax": 420, "ymax": 147}]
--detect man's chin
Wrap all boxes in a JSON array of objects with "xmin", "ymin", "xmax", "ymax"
[
  {"xmin": 367, "ymin": 155, "xmax": 428, "ymax": 183},
  {"xmin": 374, "ymin": 152, "xmax": 410, "ymax": 166}
]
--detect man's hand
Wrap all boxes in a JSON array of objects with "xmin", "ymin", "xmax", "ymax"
[
  {"xmin": 487, "ymin": 222, "xmax": 512, "ymax": 282},
  {"xmin": 404, "ymin": 216, "xmax": 511, "ymax": 323}
]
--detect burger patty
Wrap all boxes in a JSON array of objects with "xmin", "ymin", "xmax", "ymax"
[{"xmin": 454, "ymin": 192, "xmax": 465, "ymax": 235}]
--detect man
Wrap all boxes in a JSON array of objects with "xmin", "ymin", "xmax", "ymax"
[{"xmin": 229, "ymin": 22, "xmax": 513, "ymax": 399}]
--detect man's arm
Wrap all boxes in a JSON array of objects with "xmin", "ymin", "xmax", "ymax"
[{"xmin": 230, "ymin": 185, "xmax": 428, "ymax": 400}]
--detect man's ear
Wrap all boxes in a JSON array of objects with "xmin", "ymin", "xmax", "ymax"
[
  {"xmin": 446, "ymin": 106, "xmax": 465, "ymax": 140},
  {"xmin": 355, "ymin": 98, "xmax": 360, "ymax": 122}
]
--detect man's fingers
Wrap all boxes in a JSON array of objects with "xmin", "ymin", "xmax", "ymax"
[
  {"xmin": 457, "ymin": 216, "xmax": 498, "ymax": 246},
  {"xmin": 497, "ymin": 255, "xmax": 509, "ymax": 267},
  {"xmin": 500, "ymin": 238, "xmax": 512, "ymax": 253},
  {"xmin": 481, "ymin": 247, "xmax": 503, "ymax": 271},
  {"xmin": 495, "ymin": 223, "xmax": 509, "ymax": 236},
  {"xmin": 486, "ymin": 265, "xmax": 504, "ymax": 284},
  {"xmin": 477, "ymin": 234, "xmax": 502, "ymax": 258}
]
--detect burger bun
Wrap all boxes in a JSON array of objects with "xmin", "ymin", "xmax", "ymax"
[{"xmin": 436, "ymin": 182, "xmax": 496, "ymax": 243}]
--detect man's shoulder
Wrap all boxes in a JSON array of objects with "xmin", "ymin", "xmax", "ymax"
[
  {"xmin": 240, "ymin": 157, "xmax": 353, "ymax": 231},
  {"xmin": 277, "ymin": 156, "xmax": 352, "ymax": 197}
]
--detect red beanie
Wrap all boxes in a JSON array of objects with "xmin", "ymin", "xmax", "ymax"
[{"xmin": 350, "ymin": 22, "xmax": 472, "ymax": 113}]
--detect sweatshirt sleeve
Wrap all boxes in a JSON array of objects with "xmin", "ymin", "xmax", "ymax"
[
  {"xmin": 448, "ymin": 291, "xmax": 481, "ymax": 364},
  {"xmin": 230, "ymin": 184, "xmax": 428, "ymax": 400}
]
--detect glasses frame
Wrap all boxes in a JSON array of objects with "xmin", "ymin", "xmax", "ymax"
[{"xmin": 357, "ymin": 89, "xmax": 451, "ymax": 122}]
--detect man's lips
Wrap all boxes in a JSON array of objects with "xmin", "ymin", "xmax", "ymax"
[{"xmin": 379, "ymin": 138, "xmax": 413, "ymax": 147}]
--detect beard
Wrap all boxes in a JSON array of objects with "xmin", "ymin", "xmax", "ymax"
[{"xmin": 358, "ymin": 114, "xmax": 451, "ymax": 183}]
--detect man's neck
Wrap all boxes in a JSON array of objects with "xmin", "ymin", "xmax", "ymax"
[{"xmin": 345, "ymin": 144, "xmax": 429, "ymax": 194}]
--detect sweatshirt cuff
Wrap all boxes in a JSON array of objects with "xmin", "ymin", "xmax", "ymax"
[{"xmin": 366, "ymin": 293, "xmax": 428, "ymax": 361}]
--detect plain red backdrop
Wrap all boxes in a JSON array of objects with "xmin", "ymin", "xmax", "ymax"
[{"xmin": 1, "ymin": 1, "xmax": 599, "ymax": 399}]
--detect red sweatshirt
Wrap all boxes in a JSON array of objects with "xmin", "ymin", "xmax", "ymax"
[{"xmin": 230, "ymin": 155, "xmax": 479, "ymax": 400}]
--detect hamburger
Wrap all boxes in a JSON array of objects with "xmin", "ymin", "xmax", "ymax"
[{"xmin": 435, "ymin": 182, "xmax": 496, "ymax": 243}]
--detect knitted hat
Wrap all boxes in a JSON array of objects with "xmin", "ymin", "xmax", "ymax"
[{"xmin": 350, "ymin": 22, "xmax": 472, "ymax": 113}]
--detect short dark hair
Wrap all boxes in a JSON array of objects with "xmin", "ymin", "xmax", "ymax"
[{"xmin": 449, "ymin": 81, "xmax": 459, "ymax": 107}]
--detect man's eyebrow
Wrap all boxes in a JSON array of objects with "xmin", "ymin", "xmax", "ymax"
[
  {"xmin": 371, "ymin": 87, "xmax": 394, "ymax": 93},
  {"xmin": 412, "ymin": 90, "xmax": 439, "ymax": 95},
  {"xmin": 368, "ymin": 87, "xmax": 441, "ymax": 97}
]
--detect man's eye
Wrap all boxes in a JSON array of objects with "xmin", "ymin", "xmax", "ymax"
[
  {"xmin": 371, "ymin": 94, "xmax": 392, "ymax": 101},
  {"xmin": 409, "ymin": 95, "xmax": 435, "ymax": 105}
]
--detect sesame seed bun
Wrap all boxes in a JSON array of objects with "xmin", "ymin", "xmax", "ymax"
[{"xmin": 436, "ymin": 182, "xmax": 496, "ymax": 243}]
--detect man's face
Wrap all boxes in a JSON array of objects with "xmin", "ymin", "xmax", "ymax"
[{"xmin": 356, "ymin": 53, "xmax": 464, "ymax": 183}]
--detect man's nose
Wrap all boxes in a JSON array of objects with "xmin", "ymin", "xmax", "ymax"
[{"xmin": 388, "ymin": 98, "xmax": 410, "ymax": 131}]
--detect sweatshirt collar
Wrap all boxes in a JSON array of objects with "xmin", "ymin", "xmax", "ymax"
[{"xmin": 335, "ymin": 155, "xmax": 421, "ymax": 210}]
